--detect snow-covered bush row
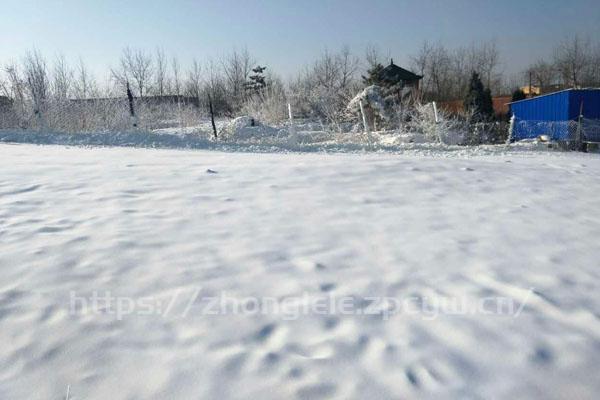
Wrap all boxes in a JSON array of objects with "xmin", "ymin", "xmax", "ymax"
[
  {"xmin": 0, "ymin": 47, "xmax": 513, "ymax": 145},
  {"xmin": 0, "ymin": 99, "xmax": 203, "ymax": 133}
]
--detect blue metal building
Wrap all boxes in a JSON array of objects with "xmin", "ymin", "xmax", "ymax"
[{"xmin": 509, "ymin": 89, "xmax": 600, "ymax": 141}]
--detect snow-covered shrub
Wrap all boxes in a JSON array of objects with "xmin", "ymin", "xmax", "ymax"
[
  {"xmin": 287, "ymin": 49, "xmax": 359, "ymax": 130},
  {"xmin": 240, "ymin": 83, "xmax": 288, "ymax": 125},
  {"xmin": 404, "ymin": 103, "xmax": 466, "ymax": 144},
  {"xmin": 219, "ymin": 116, "xmax": 280, "ymax": 141},
  {"xmin": 347, "ymin": 85, "xmax": 392, "ymax": 130}
]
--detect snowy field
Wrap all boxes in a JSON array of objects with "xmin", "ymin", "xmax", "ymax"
[{"xmin": 1, "ymin": 143, "xmax": 600, "ymax": 399}]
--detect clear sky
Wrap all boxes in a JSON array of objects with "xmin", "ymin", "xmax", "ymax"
[{"xmin": 1, "ymin": 0, "xmax": 599, "ymax": 81}]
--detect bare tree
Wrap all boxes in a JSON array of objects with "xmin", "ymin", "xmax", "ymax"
[
  {"xmin": 289, "ymin": 47, "xmax": 360, "ymax": 125},
  {"xmin": 554, "ymin": 35, "xmax": 590, "ymax": 88},
  {"xmin": 527, "ymin": 59, "xmax": 556, "ymax": 89},
  {"xmin": 365, "ymin": 43, "xmax": 389, "ymax": 69},
  {"xmin": 23, "ymin": 50, "xmax": 49, "ymax": 119},
  {"xmin": 313, "ymin": 49, "xmax": 341, "ymax": 90},
  {"xmin": 73, "ymin": 58, "xmax": 97, "ymax": 99},
  {"xmin": 186, "ymin": 59, "xmax": 202, "ymax": 100},
  {"xmin": 412, "ymin": 41, "xmax": 454, "ymax": 101},
  {"xmin": 582, "ymin": 41, "xmax": 600, "ymax": 87},
  {"xmin": 411, "ymin": 41, "xmax": 433, "ymax": 78},
  {"xmin": 171, "ymin": 56, "xmax": 181, "ymax": 96},
  {"xmin": 154, "ymin": 47, "xmax": 168, "ymax": 96},
  {"xmin": 411, "ymin": 40, "xmax": 502, "ymax": 101},
  {"xmin": 429, "ymin": 44, "xmax": 453, "ymax": 100},
  {"xmin": 51, "ymin": 53, "xmax": 73, "ymax": 100},
  {"xmin": 3, "ymin": 62, "xmax": 27, "ymax": 126},
  {"xmin": 204, "ymin": 59, "xmax": 229, "ymax": 116},
  {"xmin": 3, "ymin": 62, "xmax": 26, "ymax": 104},
  {"xmin": 111, "ymin": 47, "xmax": 153, "ymax": 97},
  {"xmin": 222, "ymin": 48, "xmax": 253, "ymax": 110},
  {"xmin": 478, "ymin": 41, "xmax": 501, "ymax": 91},
  {"xmin": 338, "ymin": 46, "xmax": 359, "ymax": 91}
]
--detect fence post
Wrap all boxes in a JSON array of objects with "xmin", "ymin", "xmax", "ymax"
[
  {"xmin": 431, "ymin": 101, "xmax": 444, "ymax": 143},
  {"xmin": 126, "ymin": 82, "xmax": 137, "ymax": 128},
  {"xmin": 575, "ymin": 100, "xmax": 584, "ymax": 151},
  {"xmin": 432, "ymin": 101, "xmax": 439, "ymax": 123},
  {"xmin": 359, "ymin": 100, "xmax": 369, "ymax": 134},
  {"xmin": 208, "ymin": 93, "xmax": 217, "ymax": 139},
  {"xmin": 506, "ymin": 114, "xmax": 515, "ymax": 145},
  {"xmin": 287, "ymin": 103, "xmax": 294, "ymax": 134}
]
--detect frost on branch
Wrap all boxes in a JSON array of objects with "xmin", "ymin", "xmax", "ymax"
[{"xmin": 347, "ymin": 85, "xmax": 391, "ymax": 131}]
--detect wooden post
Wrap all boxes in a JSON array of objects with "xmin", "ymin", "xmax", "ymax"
[
  {"xmin": 208, "ymin": 93, "xmax": 217, "ymax": 139},
  {"xmin": 126, "ymin": 81, "xmax": 137, "ymax": 128}
]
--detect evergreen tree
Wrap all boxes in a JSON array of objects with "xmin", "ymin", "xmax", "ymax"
[
  {"xmin": 245, "ymin": 66, "xmax": 267, "ymax": 96},
  {"xmin": 464, "ymin": 72, "xmax": 493, "ymax": 121},
  {"xmin": 362, "ymin": 63, "xmax": 385, "ymax": 86},
  {"xmin": 482, "ymin": 88, "xmax": 494, "ymax": 117},
  {"xmin": 511, "ymin": 89, "xmax": 527, "ymax": 102}
]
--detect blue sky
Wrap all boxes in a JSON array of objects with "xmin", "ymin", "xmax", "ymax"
[{"xmin": 1, "ymin": 0, "xmax": 599, "ymax": 81}]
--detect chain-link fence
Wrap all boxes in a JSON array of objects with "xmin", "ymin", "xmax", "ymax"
[
  {"xmin": 582, "ymin": 118, "xmax": 600, "ymax": 143},
  {"xmin": 512, "ymin": 118, "xmax": 575, "ymax": 141},
  {"xmin": 511, "ymin": 117, "xmax": 600, "ymax": 143}
]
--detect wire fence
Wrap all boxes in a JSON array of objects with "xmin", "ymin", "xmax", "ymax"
[
  {"xmin": 512, "ymin": 118, "xmax": 600, "ymax": 143},
  {"xmin": 582, "ymin": 118, "xmax": 600, "ymax": 142}
]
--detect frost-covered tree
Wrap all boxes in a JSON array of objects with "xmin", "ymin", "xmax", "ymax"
[
  {"xmin": 289, "ymin": 47, "xmax": 359, "ymax": 124},
  {"xmin": 203, "ymin": 59, "xmax": 230, "ymax": 116},
  {"xmin": 154, "ymin": 47, "xmax": 168, "ymax": 96},
  {"xmin": 111, "ymin": 47, "xmax": 153, "ymax": 98},
  {"xmin": 241, "ymin": 72, "xmax": 288, "ymax": 123},
  {"xmin": 185, "ymin": 59, "xmax": 202, "ymax": 101},
  {"xmin": 222, "ymin": 48, "xmax": 253, "ymax": 112},
  {"xmin": 23, "ymin": 50, "xmax": 49, "ymax": 123},
  {"xmin": 171, "ymin": 56, "xmax": 181, "ymax": 96},
  {"xmin": 51, "ymin": 54, "xmax": 73, "ymax": 100},
  {"xmin": 72, "ymin": 58, "xmax": 97, "ymax": 99}
]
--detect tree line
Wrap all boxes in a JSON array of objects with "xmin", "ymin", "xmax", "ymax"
[{"xmin": 1, "ymin": 35, "xmax": 599, "ymax": 131}]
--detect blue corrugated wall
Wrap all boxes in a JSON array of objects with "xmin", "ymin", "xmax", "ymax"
[
  {"xmin": 569, "ymin": 90, "xmax": 600, "ymax": 120},
  {"xmin": 510, "ymin": 89, "xmax": 600, "ymax": 140}
]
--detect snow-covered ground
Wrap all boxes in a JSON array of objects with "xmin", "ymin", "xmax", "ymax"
[{"xmin": 1, "ymin": 143, "xmax": 599, "ymax": 399}]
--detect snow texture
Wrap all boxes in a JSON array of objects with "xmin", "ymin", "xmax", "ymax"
[{"xmin": 0, "ymin": 143, "xmax": 599, "ymax": 399}]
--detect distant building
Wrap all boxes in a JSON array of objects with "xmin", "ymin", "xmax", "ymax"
[
  {"xmin": 520, "ymin": 84, "xmax": 566, "ymax": 97},
  {"xmin": 379, "ymin": 59, "xmax": 423, "ymax": 103},
  {"xmin": 70, "ymin": 95, "xmax": 200, "ymax": 108},
  {"xmin": 520, "ymin": 85, "xmax": 541, "ymax": 96}
]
